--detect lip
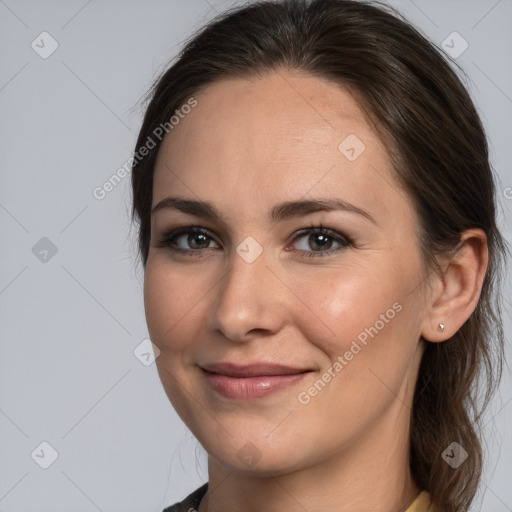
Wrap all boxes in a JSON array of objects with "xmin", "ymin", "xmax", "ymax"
[
  {"xmin": 199, "ymin": 362, "xmax": 313, "ymax": 399},
  {"xmin": 200, "ymin": 362, "xmax": 311, "ymax": 377}
]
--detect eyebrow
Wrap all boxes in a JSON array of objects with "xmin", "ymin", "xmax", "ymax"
[{"xmin": 151, "ymin": 196, "xmax": 377, "ymax": 224}]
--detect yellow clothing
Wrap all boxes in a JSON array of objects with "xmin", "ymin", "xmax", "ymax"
[{"xmin": 406, "ymin": 490, "xmax": 434, "ymax": 512}]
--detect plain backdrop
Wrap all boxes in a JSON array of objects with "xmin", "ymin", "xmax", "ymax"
[{"xmin": 1, "ymin": 1, "xmax": 511, "ymax": 511}]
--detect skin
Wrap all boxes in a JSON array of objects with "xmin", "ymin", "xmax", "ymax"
[{"xmin": 144, "ymin": 69, "xmax": 488, "ymax": 512}]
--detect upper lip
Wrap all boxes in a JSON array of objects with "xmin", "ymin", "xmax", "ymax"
[{"xmin": 200, "ymin": 362, "xmax": 312, "ymax": 377}]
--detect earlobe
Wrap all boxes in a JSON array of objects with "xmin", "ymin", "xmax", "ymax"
[
  {"xmin": 421, "ymin": 229, "xmax": 489, "ymax": 343},
  {"xmin": 422, "ymin": 320, "xmax": 450, "ymax": 343}
]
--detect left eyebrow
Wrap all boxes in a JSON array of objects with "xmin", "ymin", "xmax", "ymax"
[
  {"xmin": 151, "ymin": 196, "xmax": 377, "ymax": 225},
  {"xmin": 269, "ymin": 198, "xmax": 376, "ymax": 224}
]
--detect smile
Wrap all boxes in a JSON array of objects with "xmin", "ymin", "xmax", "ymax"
[{"xmin": 199, "ymin": 362, "xmax": 313, "ymax": 399}]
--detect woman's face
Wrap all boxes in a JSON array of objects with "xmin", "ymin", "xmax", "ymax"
[{"xmin": 144, "ymin": 70, "xmax": 430, "ymax": 475}]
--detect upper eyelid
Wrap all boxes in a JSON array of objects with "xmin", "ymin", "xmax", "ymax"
[
  {"xmin": 160, "ymin": 227, "xmax": 221, "ymax": 249},
  {"xmin": 171, "ymin": 226, "xmax": 220, "ymax": 242}
]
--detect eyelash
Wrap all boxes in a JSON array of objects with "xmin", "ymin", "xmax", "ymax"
[{"xmin": 156, "ymin": 223, "xmax": 352, "ymax": 259}]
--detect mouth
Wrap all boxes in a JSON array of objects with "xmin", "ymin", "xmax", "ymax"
[{"xmin": 199, "ymin": 362, "xmax": 313, "ymax": 399}]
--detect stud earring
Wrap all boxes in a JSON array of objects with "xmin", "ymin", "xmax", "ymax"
[{"xmin": 438, "ymin": 323, "xmax": 445, "ymax": 332}]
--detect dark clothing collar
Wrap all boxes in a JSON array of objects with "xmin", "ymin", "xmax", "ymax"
[{"xmin": 162, "ymin": 483, "xmax": 208, "ymax": 512}]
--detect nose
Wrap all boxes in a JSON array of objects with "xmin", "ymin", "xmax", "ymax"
[{"xmin": 205, "ymin": 245, "xmax": 287, "ymax": 342}]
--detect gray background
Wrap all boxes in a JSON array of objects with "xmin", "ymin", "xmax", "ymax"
[{"xmin": 0, "ymin": 1, "xmax": 511, "ymax": 511}]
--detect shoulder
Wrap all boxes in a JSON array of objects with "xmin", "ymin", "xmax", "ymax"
[
  {"xmin": 162, "ymin": 484, "xmax": 431, "ymax": 512},
  {"xmin": 162, "ymin": 483, "xmax": 208, "ymax": 512},
  {"xmin": 405, "ymin": 490, "xmax": 434, "ymax": 512}
]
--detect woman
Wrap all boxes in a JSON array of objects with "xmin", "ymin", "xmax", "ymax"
[{"xmin": 130, "ymin": 1, "xmax": 507, "ymax": 511}]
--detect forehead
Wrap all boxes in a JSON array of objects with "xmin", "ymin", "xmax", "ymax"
[{"xmin": 152, "ymin": 70, "xmax": 403, "ymax": 222}]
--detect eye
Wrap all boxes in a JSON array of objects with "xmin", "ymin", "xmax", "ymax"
[
  {"xmin": 156, "ymin": 227, "xmax": 220, "ymax": 254},
  {"xmin": 289, "ymin": 224, "xmax": 351, "ymax": 258}
]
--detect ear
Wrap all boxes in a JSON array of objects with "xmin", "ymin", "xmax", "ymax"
[{"xmin": 421, "ymin": 229, "xmax": 489, "ymax": 343}]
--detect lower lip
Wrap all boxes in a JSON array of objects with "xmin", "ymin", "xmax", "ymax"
[{"xmin": 202, "ymin": 370, "xmax": 310, "ymax": 399}]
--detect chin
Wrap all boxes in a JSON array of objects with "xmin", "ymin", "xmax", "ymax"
[{"xmin": 199, "ymin": 427, "xmax": 318, "ymax": 476}]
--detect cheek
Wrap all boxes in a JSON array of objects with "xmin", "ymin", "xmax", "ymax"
[
  {"xmin": 296, "ymin": 264, "xmax": 402, "ymax": 353},
  {"xmin": 290, "ymin": 288, "xmax": 419, "ymax": 436},
  {"xmin": 293, "ymin": 254, "xmax": 424, "ymax": 393},
  {"xmin": 144, "ymin": 262, "xmax": 205, "ymax": 424},
  {"xmin": 143, "ymin": 262, "xmax": 196, "ymax": 354}
]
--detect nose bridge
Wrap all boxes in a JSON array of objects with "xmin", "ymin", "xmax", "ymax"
[{"xmin": 206, "ymin": 244, "xmax": 283, "ymax": 341}]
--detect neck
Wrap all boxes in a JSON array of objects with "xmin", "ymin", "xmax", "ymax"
[{"xmin": 198, "ymin": 395, "xmax": 421, "ymax": 512}]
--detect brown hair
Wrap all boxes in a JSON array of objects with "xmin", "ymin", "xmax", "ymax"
[{"xmin": 130, "ymin": 1, "xmax": 507, "ymax": 510}]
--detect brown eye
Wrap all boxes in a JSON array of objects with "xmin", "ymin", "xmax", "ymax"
[
  {"xmin": 184, "ymin": 232, "xmax": 211, "ymax": 249},
  {"xmin": 291, "ymin": 226, "xmax": 351, "ymax": 258},
  {"xmin": 157, "ymin": 227, "xmax": 220, "ymax": 253}
]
